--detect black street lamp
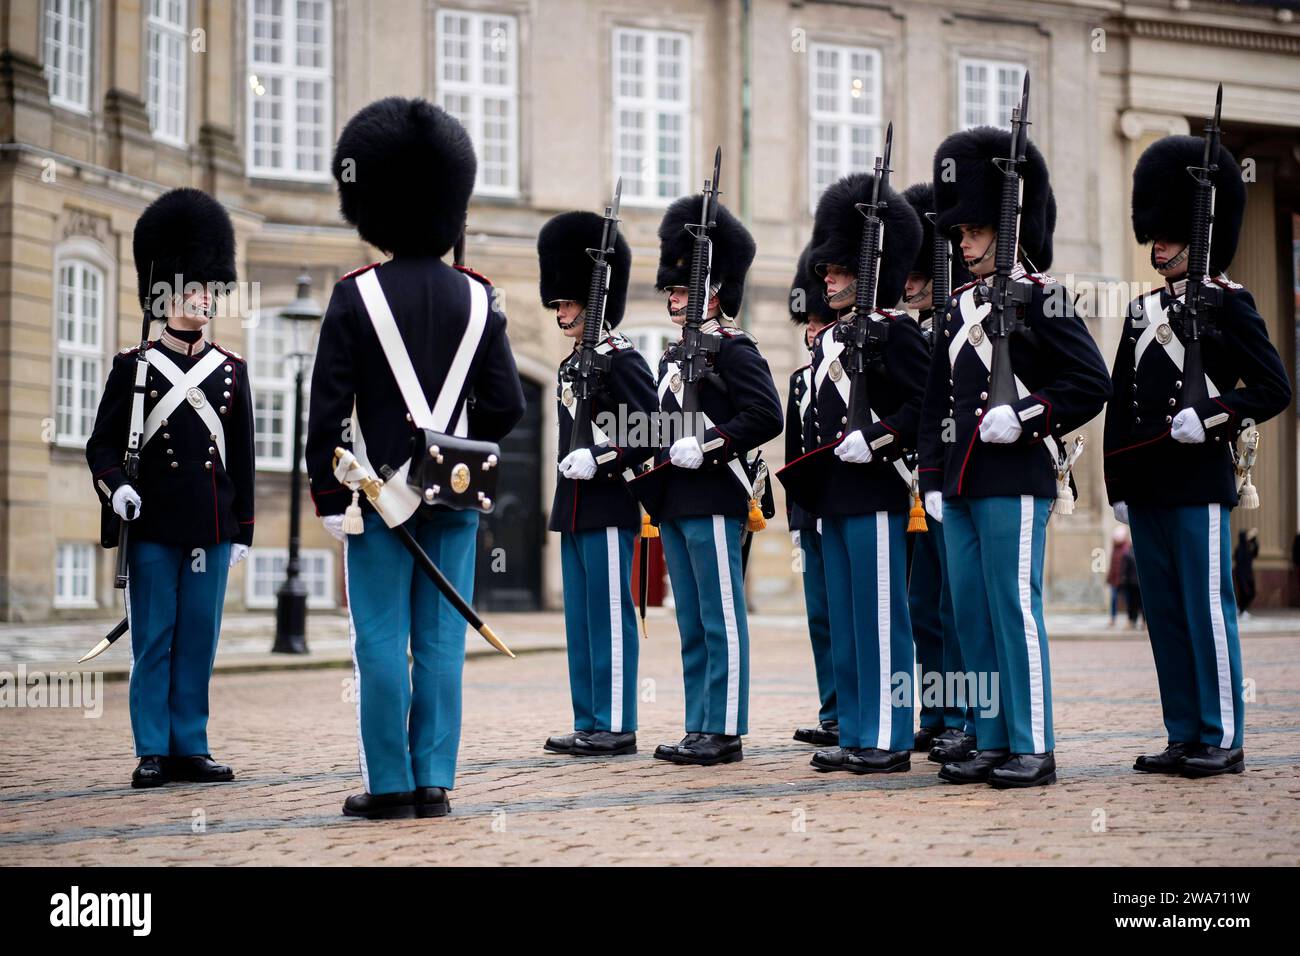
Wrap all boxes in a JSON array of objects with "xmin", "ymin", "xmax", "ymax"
[{"xmin": 272, "ymin": 270, "xmax": 323, "ymax": 654}]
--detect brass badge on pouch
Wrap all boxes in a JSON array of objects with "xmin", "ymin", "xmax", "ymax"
[
  {"xmin": 186, "ymin": 387, "xmax": 206, "ymax": 409},
  {"xmin": 450, "ymin": 462, "xmax": 471, "ymax": 494},
  {"xmin": 968, "ymin": 325, "xmax": 984, "ymax": 346},
  {"xmin": 562, "ymin": 387, "xmax": 574, "ymax": 407},
  {"xmin": 670, "ymin": 372, "xmax": 682, "ymax": 393},
  {"xmin": 828, "ymin": 359, "xmax": 843, "ymax": 382},
  {"xmin": 1156, "ymin": 323, "xmax": 1172, "ymax": 345}
]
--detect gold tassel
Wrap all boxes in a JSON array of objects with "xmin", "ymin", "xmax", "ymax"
[
  {"xmin": 342, "ymin": 490, "xmax": 365, "ymax": 535},
  {"xmin": 746, "ymin": 497, "xmax": 767, "ymax": 533},
  {"xmin": 1056, "ymin": 480, "xmax": 1075, "ymax": 516},
  {"xmin": 1240, "ymin": 472, "xmax": 1259, "ymax": 510},
  {"xmin": 640, "ymin": 512, "xmax": 659, "ymax": 539},
  {"xmin": 907, "ymin": 492, "xmax": 928, "ymax": 533}
]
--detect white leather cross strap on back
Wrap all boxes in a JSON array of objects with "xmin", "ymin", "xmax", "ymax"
[
  {"xmin": 347, "ymin": 268, "xmax": 489, "ymax": 526},
  {"xmin": 143, "ymin": 347, "xmax": 229, "ymax": 462}
]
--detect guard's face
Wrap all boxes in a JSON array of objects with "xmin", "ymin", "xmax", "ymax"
[
  {"xmin": 805, "ymin": 316, "xmax": 828, "ymax": 348},
  {"xmin": 903, "ymin": 272, "xmax": 932, "ymax": 307},
  {"xmin": 823, "ymin": 265, "xmax": 853, "ymax": 299},
  {"xmin": 1153, "ymin": 239, "xmax": 1189, "ymax": 279},
  {"xmin": 958, "ymin": 225, "xmax": 996, "ymax": 277},
  {"xmin": 553, "ymin": 300, "xmax": 584, "ymax": 339},
  {"xmin": 170, "ymin": 287, "xmax": 213, "ymax": 328},
  {"xmin": 666, "ymin": 287, "xmax": 718, "ymax": 325}
]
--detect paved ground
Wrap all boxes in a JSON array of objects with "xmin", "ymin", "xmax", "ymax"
[{"xmin": 1, "ymin": 614, "xmax": 1297, "ymax": 866}]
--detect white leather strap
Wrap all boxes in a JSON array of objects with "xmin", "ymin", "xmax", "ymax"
[
  {"xmin": 142, "ymin": 347, "xmax": 228, "ymax": 462},
  {"xmin": 1134, "ymin": 291, "xmax": 1219, "ymax": 399}
]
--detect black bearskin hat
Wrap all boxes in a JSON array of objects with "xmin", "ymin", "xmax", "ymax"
[
  {"xmin": 807, "ymin": 172, "xmax": 922, "ymax": 309},
  {"xmin": 333, "ymin": 97, "xmax": 477, "ymax": 257},
  {"xmin": 1132, "ymin": 135, "xmax": 1246, "ymax": 274},
  {"xmin": 788, "ymin": 244, "xmax": 837, "ymax": 326},
  {"xmin": 655, "ymin": 196, "xmax": 756, "ymax": 317},
  {"xmin": 901, "ymin": 182, "xmax": 936, "ymax": 279},
  {"xmin": 537, "ymin": 211, "xmax": 633, "ymax": 328},
  {"xmin": 933, "ymin": 126, "xmax": 1056, "ymax": 271},
  {"xmin": 133, "ymin": 188, "xmax": 237, "ymax": 310}
]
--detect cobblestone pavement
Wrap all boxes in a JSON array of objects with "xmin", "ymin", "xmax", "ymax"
[{"xmin": 1, "ymin": 619, "xmax": 1297, "ymax": 866}]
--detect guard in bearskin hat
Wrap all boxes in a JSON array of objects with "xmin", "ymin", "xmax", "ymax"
[
  {"xmin": 632, "ymin": 195, "xmax": 783, "ymax": 768},
  {"xmin": 1104, "ymin": 129, "xmax": 1290, "ymax": 778},
  {"xmin": 919, "ymin": 126, "xmax": 1111, "ymax": 788},
  {"xmin": 900, "ymin": 182, "xmax": 976, "ymax": 763},
  {"xmin": 537, "ymin": 210, "xmax": 657, "ymax": 759},
  {"xmin": 86, "ymin": 188, "xmax": 252, "ymax": 789},
  {"xmin": 785, "ymin": 245, "xmax": 839, "ymax": 749},
  {"xmin": 305, "ymin": 97, "xmax": 525, "ymax": 819},
  {"xmin": 787, "ymin": 171, "xmax": 930, "ymax": 776}
]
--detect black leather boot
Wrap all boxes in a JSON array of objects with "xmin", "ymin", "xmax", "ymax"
[
  {"xmin": 413, "ymin": 787, "xmax": 451, "ymax": 818},
  {"xmin": 793, "ymin": 720, "xmax": 839, "ymax": 747},
  {"xmin": 572, "ymin": 731, "xmax": 637, "ymax": 756},
  {"xmin": 543, "ymin": 731, "xmax": 590, "ymax": 754},
  {"xmin": 342, "ymin": 791, "xmax": 416, "ymax": 820},
  {"xmin": 938, "ymin": 748, "xmax": 1010, "ymax": 784},
  {"xmin": 654, "ymin": 733, "xmax": 704, "ymax": 761},
  {"xmin": 914, "ymin": 727, "xmax": 941, "ymax": 752},
  {"xmin": 131, "ymin": 755, "xmax": 168, "ymax": 789},
  {"xmin": 1133, "ymin": 741, "xmax": 1202, "ymax": 774},
  {"xmin": 165, "ymin": 755, "xmax": 234, "ymax": 782},
  {"xmin": 1180, "ymin": 746, "xmax": 1244, "ymax": 778},
  {"xmin": 666, "ymin": 734, "xmax": 742, "ymax": 766},
  {"xmin": 810, "ymin": 747, "xmax": 848, "ymax": 772},
  {"xmin": 988, "ymin": 751, "xmax": 1057, "ymax": 788},
  {"xmin": 929, "ymin": 730, "xmax": 978, "ymax": 764},
  {"xmin": 842, "ymin": 747, "xmax": 911, "ymax": 774}
]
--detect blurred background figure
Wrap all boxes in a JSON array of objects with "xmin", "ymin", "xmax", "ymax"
[
  {"xmin": 1235, "ymin": 529, "xmax": 1259, "ymax": 621},
  {"xmin": 1108, "ymin": 526, "xmax": 1132, "ymax": 628}
]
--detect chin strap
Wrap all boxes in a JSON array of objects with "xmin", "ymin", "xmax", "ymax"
[{"xmin": 1152, "ymin": 244, "xmax": 1189, "ymax": 275}]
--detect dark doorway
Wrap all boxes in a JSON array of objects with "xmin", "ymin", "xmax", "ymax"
[{"xmin": 475, "ymin": 377, "xmax": 543, "ymax": 610}]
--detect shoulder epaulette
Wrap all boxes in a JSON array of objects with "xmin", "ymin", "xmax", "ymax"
[
  {"xmin": 952, "ymin": 279, "xmax": 979, "ymax": 298},
  {"xmin": 214, "ymin": 343, "xmax": 244, "ymax": 362},
  {"xmin": 719, "ymin": 326, "xmax": 754, "ymax": 342},
  {"xmin": 1024, "ymin": 271, "xmax": 1055, "ymax": 287},
  {"xmin": 878, "ymin": 308, "xmax": 909, "ymax": 320},
  {"xmin": 1211, "ymin": 274, "xmax": 1243, "ymax": 291},
  {"xmin": 600, "ymin": 332, "xmax": 634, "ymax": 352},
  {"xmin": 340, "ymin": 261, "xmax": 380, "ymax": 281},
  {"xmin": 454, "ymin": 264, "xmax": 492, "ymax": 286}
]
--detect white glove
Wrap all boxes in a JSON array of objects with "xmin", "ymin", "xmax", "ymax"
[
  {"xmin": 924, "ymin": 491, "xmax": 943, "ymax": 522},
  {"xmin": 229, "ymin": 543, "xmax": 249, "ymax": 567},
  {"xmin": 112, "ymin": 484, "xmax": 142, "ymax": 521},
  {"xmin": 559, "ymin": 448, "xmax": 597, "ymax": 480},
  {"xmin": 669, "ymin": 436, "xmax": 704, "ymax": 470},
  {"xmin": 978, "ymin": 404, "xmax": 1023, "ymax": 444},
  {"xmin": 322, "ymin": 514, "xmax": 347, "ymax": 543},
  {"xmin": 1113, "ymin": 501, "xmax": 1129, "ymax": 525},
  {"xmin": 1171, "ymin": 408, "xmax": 1206, "ymax": 444},
  {"xmin": 833, "ymin": 429, "xmax": 873, "ymax": 464},
  {"xmin": 791, "ymin": 530, "xmax": 801, "ymax": 549}
]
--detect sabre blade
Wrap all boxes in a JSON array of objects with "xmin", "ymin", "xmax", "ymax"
[{"xmin": 77, "ymin": 638, "xmax": 112, "ymax": 664}]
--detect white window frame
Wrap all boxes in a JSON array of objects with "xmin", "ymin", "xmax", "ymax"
[
  {"xmin": 44, "ymin": 0, "xmax": 93, "ymax": 113},
  {"xmin": 54, "ymin": 542, "xmax": 98, "ymax": 609},
  {"xmin": 612, "ymin": 27, "xmax": 691, "ymax": 208},
  {"xmin": 957, "ymin": 57, "xmax": 1027, "ymax": 131},
  {"xmin": 53, "ymin": 251, "xmax": 108, "ymax": 448},
  {"xmin": 245, "ymin": 547, "xmax": 336, "ymax": 609},
  {"xmin": 436, "ymin": 8, "xmax": 520, "ymax": 198},
  {"xmin": 246, "ymin": 0, "xmax": 333, "ymax": 182},
  {"xmin": 146, "ymin": 0, "xmax": 188, "ymax": 146},
  {"xmin": 807, "ymin": 41, "xmax": 882, "ymax": 214},
  {"xmin": 248, "ymin": 308, "xmax": 310, "ymax": 472}
]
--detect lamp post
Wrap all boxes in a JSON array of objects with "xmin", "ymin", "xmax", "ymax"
[{"xmin": 272, "ymin": 270, "xmax": 323, "ymax": 654}]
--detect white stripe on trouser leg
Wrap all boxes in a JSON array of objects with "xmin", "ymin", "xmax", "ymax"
[
  {"xmin": 342, "ymin": 538, "xmax": 371, "ymax": 792},
  {"xmin": 712, "ymin": 515, "xmax": 741, "ymax": 736},
  {"xmin": 1017, "ymin": 496, "xmax": 1046, "ymax": 753},
  {"xmin": 1207, "ymin": 504, "xmax": 1235, "ymax": 748},
  {"xmin": 875, "ymin": 512, "xmax": 891, "ymax": 750},
  {"xmin": 606, "ymin": 527, "xmax": 624, "ymax": 734}
]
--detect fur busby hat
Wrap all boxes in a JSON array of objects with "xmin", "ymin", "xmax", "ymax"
[
  {"xmin": 133, "ymin": 188, "xmax": 237, "ymax": 309},
  {"xmin": 1132, "ymin": 135, "xmax": 1246, "ymax": 274},
  {"xmin": 655, "ymin": 196, "xmax": 756, "ymax": 317},
  {"xmin": 807, "ymin": 172, "xmax": 922, "ymax": 309},
  {"xmin": 536, "ymin": 211, "xmax": 633, "ymax": 328},
  {"xmin": 901, "ymin": 182, "xmax": 937, "ymax": 279},
  {"xmin": 933, "ymin": 126, "xmax": 1056, "ymax": 271},
  {"xmin": 788, "ymin": 244, "xmax": 837, "ymax": 326},
  {"xmin": 333, "ymin": 97, "xmax": 477, "ymax": 257}
]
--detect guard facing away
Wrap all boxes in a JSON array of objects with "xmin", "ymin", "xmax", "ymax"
[
  {"xmin": 630, "ymin": 181, "xmax": 783, "ymax": 768},
  {"xmin": 1104, "ymin": 101, "xmax": 1290, "ymax": 778},
  {"xmin": 786, "ymin": 246, "xmax": 839, "ymax": 749},
  {"xmin": 538, "ymin": 205, "xmax": 658, "ymax": 759},
  {"xmin": 920, "ymin": 101, "xmax": 1111, "ymax": 788},
  {"xmin": 900, "ymin": 182, "xmax": 976, "ymax": 764},
  {"xmin": 306, "ymin": 97, "xmax": 526, "ymax": 820},
  {"xmin": 779, "ymin": 154, "xmax": 931, "ymax": 776},
  {"xmin": 86, "ymin": 188, "xmax": 253, "ymax": 789}
]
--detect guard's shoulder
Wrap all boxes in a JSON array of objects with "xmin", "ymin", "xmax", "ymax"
[
  {"xmin": 790, "ymin": 363, "xmax": 811, "ymax": 381},
  {"xmin": 879, "ymin": 308, "xmax": 909, "ymax": 321},
  {"xmin": 454, "ymin": 263, "xmax": 493, "ymax": 287},
  {"xmin": 952, "ymin": 278, "xmax": 979, "ymax": 296},
  {"xmin": 1210, "ymin": 274, "xmax": 1244, "ymax": 292},
  {"xmin": 599, "ymin": 331, "xmax": 635, "ymax": 353},
  {"xmin": 719, "ymin": 325, "xmax": 755, "ymax": 343},
  {"xmin": 340, "ymin": 261, "xmax": 381, "ymax": 282},
  {"xmin": 1016, "ymin": 271, "xmax": 1055, "ymax": 287},
  {"xmin": 213, "ymin": 343, "xmax": 245, "ymax": 363}
]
